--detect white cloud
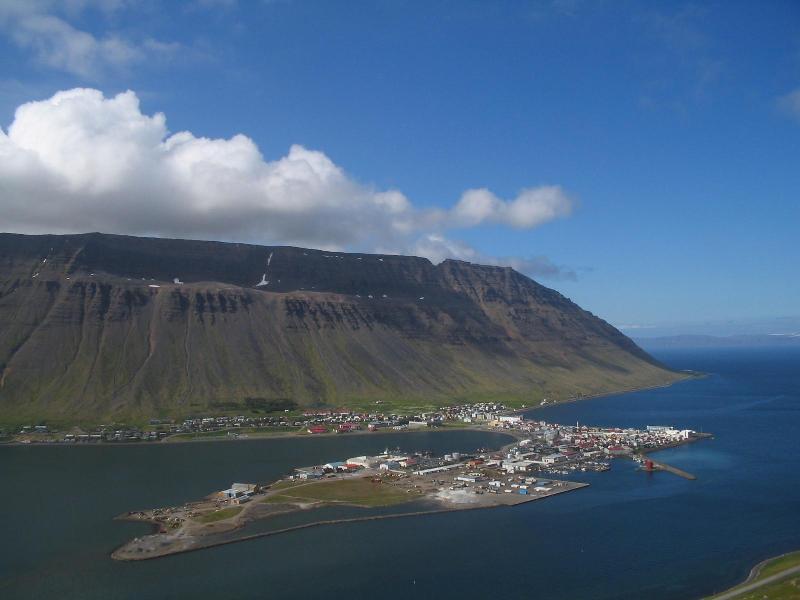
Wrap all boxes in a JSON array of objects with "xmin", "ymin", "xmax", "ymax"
[
  {"xmin": 777, "ymin": 88, "xmax": 800, "ymax": 122},
  {"xmin": 0, "ymin": 1, "xmax": 178, "ymax": 78},
  {"xmin": 409, "ymin": 234, "xmax": 480, "ymax": 265},
  {"xmin": 409, "ymin": 234, "xmax": 577, "ymax": 280},
  {"xmin": 0, "ymin": 88, "xmax": 575, "ymax": 279},
  {"xmin": 450, "ymin": 186, "xmax": 572, "ymax": 229}
]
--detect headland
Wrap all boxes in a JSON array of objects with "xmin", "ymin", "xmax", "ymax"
[{"xmin": 111, "ymin": 414, "xmax": 711, "ymax": 561}]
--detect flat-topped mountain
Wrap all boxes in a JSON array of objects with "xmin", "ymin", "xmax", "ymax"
[{"xmin": 0, "ymin": 232, "xmax": 681, "ymax": 423}]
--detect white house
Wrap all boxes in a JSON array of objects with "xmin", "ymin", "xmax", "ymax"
[{"xmin": 541, "ymin": 453, "xmax": 566, "ymax": 465}]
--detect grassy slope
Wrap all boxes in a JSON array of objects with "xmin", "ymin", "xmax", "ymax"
[
  {"xmin": 0, "ymin": 233, "xmax": 683, "ymax": 426},
  {"xmin": 706, "ymin": 552, "xmax": 800, "ymax": 599},
  {"xmin": 0, "ymin": 283, "xmax": 681, "ymax": 426},
  {"xmin": 194, "ymin": 506, "xmax": 243, "ymax": 524},
  {"xmin": 726, "ymin": 577, "xmax": 800, "ymax": 599}
]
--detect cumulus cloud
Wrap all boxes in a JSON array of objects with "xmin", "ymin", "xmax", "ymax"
[
  {"xmin": 0, "ymin": 88, "xmax": 575, "ymax": 279},
  {"xmin": 450, "ymin": 186, "xmax": 572, "ymax": 229},
  {"xmin": 0, "ymin": 1, "xmax": 178, "ymax": 78}
]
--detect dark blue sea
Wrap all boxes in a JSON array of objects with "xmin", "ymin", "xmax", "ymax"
[{"xmin": 1, "ymin": 347, "xmax": 799, "ymax": 599}]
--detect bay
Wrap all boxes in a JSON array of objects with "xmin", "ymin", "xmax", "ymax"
[{"xmin": 1, "ymin": 347, "xmax": 799, "ymax": 599}]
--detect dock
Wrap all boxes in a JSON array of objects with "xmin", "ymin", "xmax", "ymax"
[{"xmin": 640, "ymin": 458, "xmax": 696, "ymax": 480}]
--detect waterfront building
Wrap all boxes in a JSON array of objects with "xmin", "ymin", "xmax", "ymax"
[
  {"xmin": 346, "ymin": 456, "xmax": 380, "ymax": 469},
  {"xmin": 323, "ymin": 461, "xmax": 347, "ymax": 472}
]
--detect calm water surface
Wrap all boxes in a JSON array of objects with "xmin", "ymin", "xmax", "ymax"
[{"xmin": 1, "ymin": 347, "xmax": 798, "ymax": 599}]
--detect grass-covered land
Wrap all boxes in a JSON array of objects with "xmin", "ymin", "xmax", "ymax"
[
  {"xmin": 262, "ymin": 494, "xmax": 303, "ymax": 504},
  {"xmin": 336, "ymin": 390, "xmax": 550, "ymax": 415},
  {"xmin": 168, "ymin": 426, "xmax": 301, "ymax": 441},
  {"xmin": 194, "ymin": 506, "xmax": 243, "ymax": 524},
  {"xmin": 712, "ymin": 576, "xmax": 800, "ymax": 600},
  {"xmin": 265, "ymin": 477, "xmax": 412, "ymax": 508},
  {"xmin": 269, "ymin": 479, "xmax": 303, "ymax": 491},
  {"xmin": 756, "ymin": 552, "xmax": 800, "ymax": 580},
  {"xmin": 706, "ymin": 551, "xmax": 800, "ymax": 599}
]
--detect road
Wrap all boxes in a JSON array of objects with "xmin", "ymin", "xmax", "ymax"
[{"xmin": 708, "ymin": 564, "xmax": 800, "ymax": 599}]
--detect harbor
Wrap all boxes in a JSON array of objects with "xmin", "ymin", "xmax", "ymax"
[
  {"xmin": 4, "ymin": 348, "xmax": 794, "ymax": 600},
  {"xmin": 111, "ymin": 446, "xmax": 589, "ymax": 561},
  {"xmin": 111, "ymin": 413, "xmax": 711, "ymax": 561}
]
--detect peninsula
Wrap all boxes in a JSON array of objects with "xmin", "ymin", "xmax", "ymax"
[{"xmin": 111, "ymin": 412, "xmax": 710, "ymax": 561}]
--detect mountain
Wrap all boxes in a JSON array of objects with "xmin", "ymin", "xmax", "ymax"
[
  {"xmin": 0, "ymin": 232, "xmax": 682, "ymax": 424},
  {"xmin": 637, "ymin": 334, "xmax": 800, "ymax": 350}
]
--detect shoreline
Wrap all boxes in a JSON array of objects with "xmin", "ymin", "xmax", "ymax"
[
  {"xmin": 514, "ymin": 370, "xmax": 701, "ymax": 416},
  {"xmin": 111, "ymin": 505, "xmax": 509, "ymax": 562},
  {"xmin": 0, "ymin": 424, "xmax": 515, "ymax": 448},
  {"xmin": 1, "ymin": 374, "xmax": 699, "ymax": 448},
  {"xmin": 742, "ymin": 552, "xmax": 794, "ymax": 584},
  {"xmin": 160, "ymin": 424, "xmax": 505, "ymax": 446},
  {"xmin": 111, "ymin": 482, "xmax": 589, "ymax": 562},
  {"xmin": 108, "ymin": 417, "xmax": 710, "ymax": 562},
  {"xmin": 700, "ymin": 550, "xmax": 800, "ymax": 600},
  {"xmin": 702, "ymin": 550, "xmax": 800, "ymax": 599}
]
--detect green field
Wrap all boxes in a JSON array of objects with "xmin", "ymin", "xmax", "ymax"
[
  {"xmin": 194, "ymin": 506, "xmax": 243, "ymax": 524},
  {"xmin": 714, "ymin": 577, "xmax": 800, "ymax": 600},
  {"xmin": 261, "ymin": 493, "xmax": 303, "ymax": 504},
  {"xmin": 706, "ymin": 551, "xmax": 800, "ymax": 599},
  {"xmin": 264, "ymin": 477, "xmax": 413, "ymax": 508},
  {"xmin": 756, "ymin": 552, "xmax": 800, "ymax": 580}
]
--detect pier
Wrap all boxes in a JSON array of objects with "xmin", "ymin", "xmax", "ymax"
[{"xmin": 639, "ymin": 457, "xmax": 696, "ymax": 480}]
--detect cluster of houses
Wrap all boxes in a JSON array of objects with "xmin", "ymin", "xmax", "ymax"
[
  {"xmin": 221, "ymin": 415, "xmax": 702, "ymax": 508},
  {"xmin": 296, "ymin": 402, "xmax": 517, "ymax": 435},
  {"xmin": 288, "ymin": 415, "xmax": 699, "ymax": 482},
  {"xmin": 66, "ymin": 430, "xmax": 168, "ymax": 443},
  {"xmin": 287, "ymin": 447, "xmax": 568, "ymax": 499},
  {"xmin": 21, "ymin": 426, "xmax": 169, "ymax": 443},
  {"xmin": 293, "ymin": 450, "xmax": 424, "ymax": 479},
  {"xmin": 299, "ymin": 410, "xmax": 441, "ymax": 434},
  {"xmin": 170, "ymin": 415, "xmax": 295, "ymax": 434},
  {"xmin": 486, "ymin": 419, "xmax": 698, "ymax": 474},
  {"xmin": 504, "ymin": 419, "xmax": 697, "ymax": 451},
  {"xmin": 290, "ymin": 440, "xmax": 591, "ymax": 484},
  {"xmin": 16, "ymin": 401, "xmax": 519, "ymax": 444},
  {"xmin": 16, "ymin": 401, "xmax": 698, "ymax": 456}
]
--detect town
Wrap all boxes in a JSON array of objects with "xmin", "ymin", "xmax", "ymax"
[
  {"xmin": 290, "ymin": 419, "xmax": 705, "ymax": 480},
  {"xmin": 111, "ymin": 414, "xmax": 710, "ymax": 560},
  {"xmin": 8, "ymin": 403, "xmax": 709, "ymax": 458},
  {"xmin": 10, "ymin": 402, "xmax": 511, "ymax": 443}
]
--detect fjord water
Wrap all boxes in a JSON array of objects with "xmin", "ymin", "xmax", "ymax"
[{"xmin": 1, "ymin": 348, "xmax": 799, "ymax": 599}]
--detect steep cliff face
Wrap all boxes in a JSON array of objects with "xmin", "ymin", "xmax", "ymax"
[{"xmin": 0, "ymin": 232, "xmax": 680, "ymax": 422}]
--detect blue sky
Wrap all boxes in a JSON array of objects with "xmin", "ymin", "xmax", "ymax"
[{"xmin": 0, "ymin": 1, "xmax": 798, "ymax": 333}]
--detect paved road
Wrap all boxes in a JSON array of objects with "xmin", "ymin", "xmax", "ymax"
[{"xmin": 708, "ymin": 564, "xmax": 800, "ymax": 599}]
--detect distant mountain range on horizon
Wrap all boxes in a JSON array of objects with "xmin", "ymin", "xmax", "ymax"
[
  {"xmin": 636, "ymin": 333, "xmax": 800, "ymax": 350},
  {"xmin": 621, "ymin": 314, "xmax": 800, "ymax": 339},
  {"xmin": 0, "ymin": 231, "xmax": 682, "ymax": 424}
]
